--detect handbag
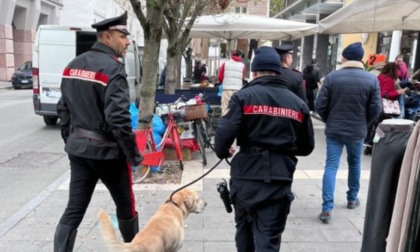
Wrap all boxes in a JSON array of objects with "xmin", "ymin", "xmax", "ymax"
[{"xmin": 382, "ymin": 98, "xmax": 401, "ymax": 115}]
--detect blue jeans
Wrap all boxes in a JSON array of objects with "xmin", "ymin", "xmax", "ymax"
[{"xmin": 322, "ymin": 136, "xmax": 364, "ymax": 212}]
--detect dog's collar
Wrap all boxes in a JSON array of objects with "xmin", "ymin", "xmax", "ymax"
[
  {"xmin": 165, "ymin": 199, "xmax": 186, "ymax": 216},
  {"xmin": 165, "ymin": 199, "xmax": 179, "ymax": 207}
]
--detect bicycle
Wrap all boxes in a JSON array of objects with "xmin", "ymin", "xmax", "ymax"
[
  {"xmin": 199, "ymin": 96, "xmax": 217, "ymax": 151},
  {"xmin": 190, "ymin": 116, "xmax": 215, "ymax": 166},
  {"xmin": 132, "ymin": 101, "xmax": 185, "ymax": 183},
  {"xmin": 182, "ymin": 94, "xmax": 216, "ymax": 166}
]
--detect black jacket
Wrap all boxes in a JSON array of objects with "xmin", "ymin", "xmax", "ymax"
[
  {"xmin": 280, "ymin": 67, "xmax": 307, "ymax": 103},
  {"xmin": 215, "ymin": 75, "xmax": 314, "ymax": 182},
  {"xmin": 57, "ymin": 42, "xmax": 142, "ymax": 166}
]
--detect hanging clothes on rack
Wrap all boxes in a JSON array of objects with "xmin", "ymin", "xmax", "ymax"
[
  {"xmin": 386, "ymin": 121, "xmax": 420, "ymax": 252},
  {"xmin": 361, "ymin": 119, "xmax": 415, "ymax": 252}
]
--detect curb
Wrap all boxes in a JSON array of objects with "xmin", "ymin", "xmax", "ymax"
[
  {"xmin": 0, "ymin": 170, "xmax": 70, "ymax": 238},
  {"xmin": 0, "ymin": 81, "xmax": 12, "ymax": 90}
]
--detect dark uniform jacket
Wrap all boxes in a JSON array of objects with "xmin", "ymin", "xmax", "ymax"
[
  {"xmin": 215, "ymin": 75, "xmax": 314, "ymax": 211},
  {"xmin": 57, "ymin": 42, "xmax": 142, "ymax": 166},
  {"xmin": 215, "ymin": 75, "xmax": 315, "ymax": 182},
  {"xmin": 280, "ymin": 66, "xmax": 307, "ymax": 103}
]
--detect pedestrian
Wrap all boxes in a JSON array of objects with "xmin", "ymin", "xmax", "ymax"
[
  {"xmin": 310, "ymin": 58, "xmax": 322, "ymax": 97},
  {"xmin": 200, "ymin": 63, "xmax": 207, "ymax": 80},
  {"xmin": 302, "ymin": 64, "xmax": 318, "ymax": 112},
  {"xmin": 193, "ymin": 61, "xmax": 201, "ymax": 83},
  {"xmin": 315, "ymin": 42, "xmax": 382, "ymax": 222},
  {"xmin": 54, "ymin": 12, "xmax": 143, "ymax": 251},
  {"xmin": 218, "ymin": 49, "xmax": 246, "ymax": 112},
  {"xmin": 395, "ymin": 54, "xmax": 409, "ymax": 82},
  {"xmin": 274, "ymin": 42, "xmax": 307, "ymax": 103},
  {"xmin": 158, "ymin": 65, "xmax": 166, "ymax": 89},
  {"xmin": 394, "ymin": 55, "xmax": 409, "ymax": 119},
  {"xmin": 215, "ymin": 46, "xmax": 315, "ymax": 251}
]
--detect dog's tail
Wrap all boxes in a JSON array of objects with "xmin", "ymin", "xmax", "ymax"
[{"xmin": 97, "ymin": 209, "xmax": 132, "ymax": 252}]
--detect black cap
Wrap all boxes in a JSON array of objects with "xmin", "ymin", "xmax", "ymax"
[
  {"xmin": 274, "ymin": 41, "xmax": 295, "ymax": 56},
  {"xmin": 91, "ymin": 11, "xmax": 130, "ymax": 35}
]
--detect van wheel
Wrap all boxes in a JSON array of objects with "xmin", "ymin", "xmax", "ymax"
[{"xmin": 43, "ymin": 116, "xmax": 58, "ymax": 126}]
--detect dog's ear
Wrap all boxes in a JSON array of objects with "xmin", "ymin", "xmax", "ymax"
[
  {"xmin": 184, "ymin": 197, "xmax": 193, "ymax": 211},
  {"xmin": 183, "ymin": 191, "xmax": 197, "ymax": 211}
]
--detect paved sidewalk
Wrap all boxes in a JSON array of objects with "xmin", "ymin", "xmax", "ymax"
[
  {"xmin": 0, "ymin": 117, "xmax": 372, "ymax": 252},
  {"xmin": 0, "ymin": 81, "xmax": 12, "ymax": 90}
]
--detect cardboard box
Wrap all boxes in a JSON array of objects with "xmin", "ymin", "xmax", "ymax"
[{"xmin": 163, "ymin": 147, "xmax": 192, "ymax": 161}]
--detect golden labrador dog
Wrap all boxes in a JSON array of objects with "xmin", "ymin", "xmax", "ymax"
[{"xmin": 98, "ymin": 188, "xmax": 206, "ymax": 252}]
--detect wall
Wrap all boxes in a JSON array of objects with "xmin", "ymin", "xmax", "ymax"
[
  {"xmin": 0, "ymin": 0, "xmax": 63, "ymax": 81},
  {"xmin": 341, "ymin": 33, "xmax": 378, "ymax": 64},
  {"xmin": 0, "ymin": 0, "xmax": 145, "ymax": 81}
]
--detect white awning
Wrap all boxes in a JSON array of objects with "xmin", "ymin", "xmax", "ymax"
[{"xmin": 319, "ymin": 0, "xmax": 420, "ymax": 34}]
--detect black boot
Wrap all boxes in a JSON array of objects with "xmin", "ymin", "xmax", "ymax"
[
  {"xmin": 54, "ymin": 223, "xmax": 77, "ymax": 252},
  {"xmin": 118, "ymin": 212, "xmax": 139, "ymax": 242}
]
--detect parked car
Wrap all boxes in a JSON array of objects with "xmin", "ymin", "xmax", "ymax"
[{"xmin": 11, "ymin": 61, "xmax": 33, "ymax": 89}]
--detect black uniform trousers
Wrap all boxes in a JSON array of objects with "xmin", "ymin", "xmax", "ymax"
[
  {"xmin": 58, "ymin": 154, "xmax": 136, "ymax": 227},
  {"xmin": 233, "ymin": 191, "xmax": 292, "ymax": 252}
]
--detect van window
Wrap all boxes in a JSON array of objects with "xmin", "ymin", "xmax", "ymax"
[{"xmin": 76, "ymin": 32, "xmax": 97, "ymax": 56}]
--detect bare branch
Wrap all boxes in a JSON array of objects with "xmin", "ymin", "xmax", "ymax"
[{"xmin": 129, "ymin": 0, "xmax": 147, "ymax": 28}]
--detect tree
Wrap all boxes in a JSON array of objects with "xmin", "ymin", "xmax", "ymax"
[
  {"xmin": 162, "ymin": 0, "xmax": 222, "ymax": 94},
  {"xmin": 130, "ymin": 0, "xmax": 169, "ymax": 128},
  {"xmin": 270, "ymin": 0, "xmax": 285, "ymax": 16}
]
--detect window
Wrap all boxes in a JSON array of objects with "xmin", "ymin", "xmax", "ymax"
[{"xmin": 234, "ymin": 7, "xmax": 247, "ymax": 14}]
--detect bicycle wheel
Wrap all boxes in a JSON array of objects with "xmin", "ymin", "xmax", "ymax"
[
  {"xmin": 132, "ymin": 139, "xmax": 153, "ymax": 184},
  {"xmin": 194, "ymin": 120, "xmax": 207, "ymax": 165},
  {"xmin": 202, "ymin": 118, "xmax": 215, "ymax": 150}
]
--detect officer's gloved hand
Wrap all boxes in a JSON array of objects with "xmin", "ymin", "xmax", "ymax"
[
  {"xmin": 61, "ymin": 128, "xmax": 69, "ymax": 143},
  {"xmin": 132, "ymin": 154, "xmax": 144, "ymax": 167}
]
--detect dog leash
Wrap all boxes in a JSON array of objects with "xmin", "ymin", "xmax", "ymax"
[{"xmin": 167, "ymin": 158, "xmax": 231, "ymax": 204}]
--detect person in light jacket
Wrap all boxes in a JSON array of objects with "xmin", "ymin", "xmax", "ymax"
[{"xmin": 218, "ymin": 49, "xmax": 246, "ymax": 112}]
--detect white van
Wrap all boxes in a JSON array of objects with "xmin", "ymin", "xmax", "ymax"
[{"xmin": 32, "ymin": 25, "xmax": 141, "ymax": 125}]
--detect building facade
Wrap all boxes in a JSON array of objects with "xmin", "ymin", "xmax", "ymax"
[
  {"xmin": 0, "ymin": 0, "xmax": 62, "ymax": 81},
  {"xmin": 276, "ymin": 0, "xmax": 419, "ymax": 75},
  {"xmin": 0, "ymin": 0, "xmax": 144, "ymax": 81}
]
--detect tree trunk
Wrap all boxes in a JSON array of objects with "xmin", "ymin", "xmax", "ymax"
[
  {"xmin": 165, "ymin": 42, "xmax": 183, "ymax": 94},
  {"xmin": 175, "ymin": 53, "xmax": 182, "ymax": 88},
  {"xmin": 139, "ymin": 38, "xmax": 160, "ymax": 128},
  {"xmin": 133, "ymin": 0, "xmax": 168, "ymax": 129},
  {"xmin": 164, "ymin": 55, "xmax": 177, "ymax": 94}
]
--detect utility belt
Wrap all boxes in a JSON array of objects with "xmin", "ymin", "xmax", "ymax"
[
  {"xmin": 240, "ymin": 146, "xmax": 289, "ymax": 154},
  {"xmin": 72, "ymin": 127, "xmax": 113, "ymax": 142}
]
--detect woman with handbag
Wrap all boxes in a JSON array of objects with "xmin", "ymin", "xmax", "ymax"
[
  {"xmin": 379, "ymin": 62, "xmax": 407, "ymax": 103},
  {"xmin": 364, "ymin": 62, "xmax": 408, "ymax": 155}
]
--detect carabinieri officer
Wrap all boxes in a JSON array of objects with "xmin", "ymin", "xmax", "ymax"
[
  {"xmin": 54, "ymin": 11, "xmax": 142, "ymax": 252},
  {"xmin": 215, "ymin": 46, "xmax": 314, "ymax": 251}
]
